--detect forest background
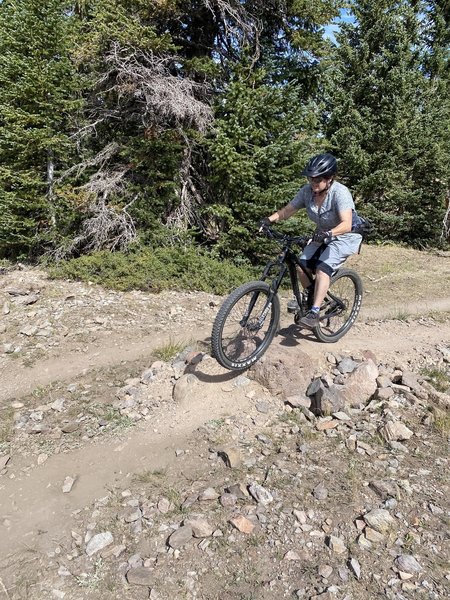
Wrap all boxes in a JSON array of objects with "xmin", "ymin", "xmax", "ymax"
[{"xmin": 0, "ymin": 0, "xmax": 449, "ymax": 291}]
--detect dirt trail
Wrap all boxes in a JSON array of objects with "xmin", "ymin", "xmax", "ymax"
[
  {"xmin": 0, "ymin": 357, "xmax": 250, "ymax": 559},
  {"xmin": 1, "ymin": 314, "xmax": 449, "ymax": 562},
  {"xmin": 0, "ymin": 260, "xmax": 449, "ymax": 584},
  {"xmin": 2, "ymin": 298, "xmax": 450, "ymax": 405}
]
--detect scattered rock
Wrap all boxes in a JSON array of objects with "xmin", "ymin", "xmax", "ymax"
[
  {"xmin": 184, "ymin": 517, "xmax": 213, "ymax": 538},
  {"xmin": 250, "ymin": 347, "xmax": 316, "ymax": 397},
  {"xmin": 248, "ymin": 483, "xmax": 274, "ymax": 505},
  {"xmin": 217, "ymin": 446, "xmax": 242, "ymax": 468},
  {"xmin": 85, "ymin": 532, "xmax": 114, "ymax": 556},
  {"xmin": 172, "ymin": 374, "xmax": 198, "ymax": 403},
  {"xmin": 313, "ymin": 483, "xmax": 328, "ymax": 501},
  {"xmin": 369, "ymin": 480, "xmax": 399, "ymax": 500},
  {"xmin": 122, "ymin": 507, "xmax": 142, "ymax": 523},
  {"xmin": 198, "ymin": 487, "xmax": 220, "ymax": 501},
  {"xmin": 379, "ymin": 420, "xmax": 414, "ymax": 442},
  {"xmin": 284, "ymin": 550, "xmax": 303, "ymax": 561},
  {"xmin": 61, "ymin": 422, "xmax": 79, "ymax": 434},
  {"xmin": 229, "ymin": 515, "xmax": 255, "ymax": 534},
  {"xmin": 126, "ymin": 567, "xmax": 155, "ymax": 586},
  {"xmin": 394, "ymin": 554, "xmax": 423, "ymax": 575},
  {"xmin": 363, "ymin": 509, "xmax": 396, "ymax": 533},
  {"xmin": 0, "ymin": 455, "xmax": 11, "ymax": 470},
  {"xmin": 349, "ymin": 557, "xmax": 361, "ymax": 580},
  {"xmin": 167, "ymin": 525, "xmax": 193, "ymax": 549},
  {"xmin": 327, "ymin": 535, "xmax": 346, "ymax": 554},
  {"xmin": 62, "ymin": 476, "xmax": 76, "ymax": 494}
]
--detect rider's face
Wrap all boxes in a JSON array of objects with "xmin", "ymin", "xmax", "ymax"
[{"xmin": 308, "ymin": 175, "xmax": 331, "ymax": 194}]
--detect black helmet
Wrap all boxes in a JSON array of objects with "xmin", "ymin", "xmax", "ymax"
[{"xmin": 302, "ymin": 153, "xmax": 337, "ymax": 178}]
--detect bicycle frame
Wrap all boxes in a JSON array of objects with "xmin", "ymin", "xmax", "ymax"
[
  {"xmin": 261, "ymin": 246, "xmax": 311, "ymax": 312},
  {"xmin": 211, "ymin": 226, "xmax": 364, "ymax": 370},
  {"xmin": 241, "ymin": 231, "xmax": 349, "ymax": 330},
  {"xmin": 239, "ymin": 236, "xmax": 312, "ymax": 330}
]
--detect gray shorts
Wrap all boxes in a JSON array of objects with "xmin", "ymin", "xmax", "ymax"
[{"xmin": 300, "ymin": 233, "xmax": 362, "ymax": 277}]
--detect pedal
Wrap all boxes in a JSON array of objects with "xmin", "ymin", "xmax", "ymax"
[{"xmin": 287, "ymin": 300, "xmax": 300, "ymax": 314}]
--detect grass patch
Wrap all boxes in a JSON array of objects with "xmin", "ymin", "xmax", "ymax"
[
  {"xmin": 48, "ymin": 246, "xmax": 255, "ymax": 295},
  {"xmin": 102, "ymin": 408, "xmax": 135, "ymax": 430},
  {"xmin": 433, "ymin": 410, "xmax": 450, "ymax": 437},
  {"xmin": 153, "ymin": 339, "xmax": 186, "ymax": 362},
  {"xmin": 75, "ymin": 559, "xmax": 106, "ymax": 590},
  {"xmin": 421, "ymin": 367, "xmax": 450, "ymax": 393},
  {"xmin": 393, "ymin": 310, "xmax": 411, "ymax": 321},
  {"xmin": 133, "ymin": 468, "xmax": 167, "ymax": 484},
  {"xmin": 0, "ymin": 407, "xmax": 14, "ymax": 445}
]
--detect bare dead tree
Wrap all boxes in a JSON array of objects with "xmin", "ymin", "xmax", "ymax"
[
  {"xmin": 56, "ymin": 39, "xmax": 217, "ymax": 257},
  {"xmin": 53, "ymin": 198, "xmax": 137, "ymax": 260},
  {"xmin": 203, "ymin": 0, "xmax": 263, "ymax": 61},
  {"xmin": 58, "ymin": 142, "xmax": 121, "ymax": 182},
  {"xmin": 165, "ymin": 135, "xmax": 207, "ymax": 240},
  {"xmin": 102, "ymin": 44, "xmax": 214, "ymax": 132},
  {"xmin": 52, "ymin": 165, "xmax": 137, "ymax": 259},
  {"xmin": 442, "ymin": 193, "xmax": 450, "ymax": 242},
  {"xmin": 70, "ymin": 198, "xmax": 136, "ymax": 253}
]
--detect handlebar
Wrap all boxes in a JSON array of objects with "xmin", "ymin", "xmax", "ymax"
[{"xmin": 259, "ymin": 224, "xmax": 311, "ymax": 249}]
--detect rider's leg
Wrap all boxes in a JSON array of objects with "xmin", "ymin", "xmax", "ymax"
[
  {"xmin": 297, "ymin": 265, "xmax": 312, "ymax": 289},
  {"xmin": 299, "ymin": 234, "xmax": 361, "ymax": 329},
  {"xmin": 312, "ymin": 269, "xmax": 331, "ymax": 307}
]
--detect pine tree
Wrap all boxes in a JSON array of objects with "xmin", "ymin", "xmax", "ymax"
[
  {"xmin": 421, "ymin": 1, "xmax": 450, "ymax": 241},
  {"xmin": 326, "ymin": 0, "xmax": 449, "ymax": 245},
  {"xmin": 0, "ymin": 0, "xmax": 82, "ymax": 258},
  {"xmin": 65, "ymin": 0, "xmax": 341, "ymax": 260},
  {"xmin": 205, "ymin": 66, "xmax": 323, "ymax": 260}
]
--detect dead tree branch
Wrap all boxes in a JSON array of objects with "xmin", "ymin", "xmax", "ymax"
[
  {"xmin": 102, "ymin": 44, "xmax": 213, "ymax": 132},
  {"xmin": 166, "ymin": 135, "xmax": 206, "ymax": 237},
  {"xmin": 58, "ymin": 142, "xmax": 120, "ymax": 182},
  {"xmin": 204, "ymin": 0, "xmax": 262, "ymax": 58},
  {"xmin": 53, "ymin": 197, "xmax": 137, "ymax": 259},
  {"xmin": 53, "ymin": 167, "xmax": 137, "ymax": 259},
  {"xmin": 442, "ymin": 193, "xmax": 450, "ymax": 242}
]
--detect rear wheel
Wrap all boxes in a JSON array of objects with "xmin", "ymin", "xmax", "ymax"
[
  {"xmin": 211, "ymin": 281, "xmax": 280, "ymax": 370},
  {"xmin": 313, "ymin": 269, "xmax": 363, "ymax": 343}
]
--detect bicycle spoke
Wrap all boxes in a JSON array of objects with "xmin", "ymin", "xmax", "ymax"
[
  {"xmin": 211, "ymin": 281, "xmax": 280, "ymax": 369},
  {"xmin": 220, "ymin": 293, "xmax": 272, "ymax": 362},
  {"xmin": 314, "ymin": 269, "xmax": 362, "ymax": 342}
]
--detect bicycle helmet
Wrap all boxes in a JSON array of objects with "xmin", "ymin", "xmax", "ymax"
[{"xmin": 302, "ymin": 153, "xmax": 337, "ymax": 178}]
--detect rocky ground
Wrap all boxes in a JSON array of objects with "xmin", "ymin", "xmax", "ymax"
[{"xmin": 0, "ymin": 261, "xmax": 449, "ymax": 600}]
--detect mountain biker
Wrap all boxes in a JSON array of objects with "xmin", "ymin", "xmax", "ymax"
[{"xmin": 261, "ymin": 152, "xmax": 362, "ymax": 329}]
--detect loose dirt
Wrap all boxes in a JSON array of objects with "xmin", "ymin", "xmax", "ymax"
[{"xmin": 0, "ymin": 245, "xmax": 449, "ymax": 599}]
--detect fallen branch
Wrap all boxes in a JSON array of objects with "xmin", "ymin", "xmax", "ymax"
[{"xmin": 0, "ymin": 577, "xmax": 10, "ymax": 599}]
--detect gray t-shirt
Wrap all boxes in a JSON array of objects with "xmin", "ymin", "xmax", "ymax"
[{"xmin": 289, "ymin": 181, "xmax": 355, "ymax": 231}]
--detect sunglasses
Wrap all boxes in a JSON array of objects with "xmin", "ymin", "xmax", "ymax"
[{"xmin": 307, "ymin": 176, "xmax": 327, "ymax": 183}]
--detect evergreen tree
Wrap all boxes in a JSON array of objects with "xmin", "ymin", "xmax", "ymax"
[
  {"xmin": 421, "ymin": 1, "xmax": 450, "ymax": 240},
  {"xmin": 205, "ymin": 66, "xmax": 323, "ymax": 261},
  {"xmin": 326, "ymin": 0, "xmax": 449, "ymax": 246},
  {"xmin": 66, "ymin": 0, "xmax": 341, "ymax": 260},
  {"xmin": 0, "ymin": 0, "xmax": 82, "ymax": 258}
]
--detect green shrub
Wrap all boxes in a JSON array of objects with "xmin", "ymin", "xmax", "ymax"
[{"xmin": 48, "ymin": 246, "xmax": 256, "ymax": 295}]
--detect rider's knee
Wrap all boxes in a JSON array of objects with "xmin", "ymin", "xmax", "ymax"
[{"xmin": 315, "ymin": 262, "xmax": 333, "ymax": 278}]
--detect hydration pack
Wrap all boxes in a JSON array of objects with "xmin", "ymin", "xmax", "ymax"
[{"xmin": 352, "ymin": 212, "xmax": 374, "ymax": 239}]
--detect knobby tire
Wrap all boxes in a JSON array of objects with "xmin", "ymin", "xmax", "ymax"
[
  {"xmin": 313, "ymin": 268, "xmax": 363, "ymax": 343},
  {"xmin": 211, "ymin": 281, "xmax": 280, "ymax": 371}
]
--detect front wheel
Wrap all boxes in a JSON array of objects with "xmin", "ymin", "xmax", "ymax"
[
  {"xmin": 211, "ymin": 281, "xmax": 280, "ymax": 370},
  {"xmin": 313, "ymin": 269, "xmax": 363, "ymax": 343}
]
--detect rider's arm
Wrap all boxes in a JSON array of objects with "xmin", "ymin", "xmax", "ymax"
[
  {"xmin": 329, "ymin": 208, "xmax": 352, "ymax": 236},
  {"xmin": 267, "ymin": 203, "xmax": 298, "ymax": 223}
]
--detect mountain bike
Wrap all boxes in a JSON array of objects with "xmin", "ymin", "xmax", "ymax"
[{"xmin": 211, "ymin": 225, "xmax": 363, "ymax": 370}]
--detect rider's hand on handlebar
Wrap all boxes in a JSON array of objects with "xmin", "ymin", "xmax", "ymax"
[
  {"xmin": 312, "ymin": 229, "xmax": 332, "ymax": 244},
  {"xmin": 258, "ymin": 217, "xmax": 272, "ymax": 232}
]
